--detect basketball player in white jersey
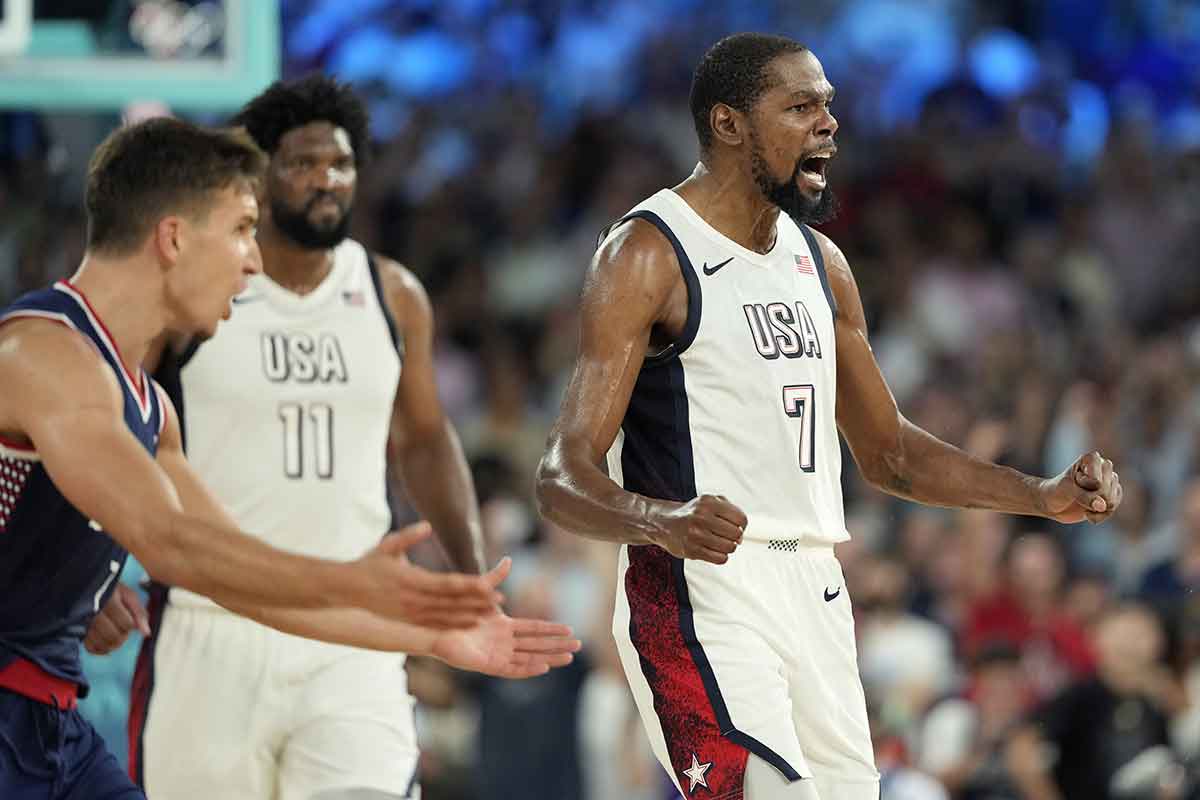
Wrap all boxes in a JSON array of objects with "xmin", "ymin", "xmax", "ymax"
[
  {"xmin": 85, "ymin": 77, "xmax": 577, "ymax": 800},
  {"xmin": 536, "ymin": 33, "xmax": 1123, "ymax": 800}
]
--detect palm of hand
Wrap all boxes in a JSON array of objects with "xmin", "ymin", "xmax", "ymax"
[{"xmin": 435, "ymin": 613, "xmax": 514, "ymax": 675}]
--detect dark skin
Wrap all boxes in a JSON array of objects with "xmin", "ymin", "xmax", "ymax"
[
  {"xmin": 536, "ymin": 50, "xmax": 1122, "ymax": 563},
  {"xmin": 229, "ymin": 120, "xmax": 486, "ymax": 576}
]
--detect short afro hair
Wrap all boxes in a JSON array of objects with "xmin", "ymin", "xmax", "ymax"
[
  {"xmin": 231, "ymin": 74, "xmax": 370, "ymax": 165},
  {"xmin": 690, "ymin": 33, "xmax": 808, "ymax": 152}
]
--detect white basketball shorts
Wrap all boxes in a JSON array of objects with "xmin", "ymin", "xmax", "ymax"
[{"xmin": 613, "ymin": 539, "xmax": 880, "ymax": 800}]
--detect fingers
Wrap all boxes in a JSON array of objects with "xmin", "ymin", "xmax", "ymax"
[
  {"xmin": 84, "ymin": 614, "xmax": 127, "ymax": 655},
  {"xmin": 378, "ymin": 522, "xmax": 434, "ymax": 555},
  {"xmin": 710, "ymin": 495, "xmax": 749, "ymax": 529},
  {"xmin": 501, "ymin": 651, "xmax": 577, "ymax": 679},
  {"xmin": 1073, "ymin": 451, "xmax": 1104, "ymax": 491},
  {"xmin": 403, "ymin": 565, "xmax": 503, "ymax": 604},
  {"xmin": 483, "ymin": 557, "xmax": 512, "ymax": 589},
  {"xmin": 118, "ymin": 585, "xmax": 151, "ymax": 636},
  {"xmin": 513, "ymin": 636, "xmax": 583, "ymax": 655},
  {"xmin": 511, "ymin": 619, "xmax": 574, "ymax": 638}
]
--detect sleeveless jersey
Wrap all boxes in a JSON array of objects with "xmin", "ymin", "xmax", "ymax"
[
  {"xmin": 0, "ymin": 281, "xmax": 165, "ymax": 691},
  {"xmin": 162, "ymin": 239, "xmax": 402, "ymax": 608},
  {"xmin": 605, "ymin": 189, "xmax": 847, "ymax": 544}
]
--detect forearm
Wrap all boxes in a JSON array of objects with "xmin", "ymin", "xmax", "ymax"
[
  {"xmin": 221, "ymin": 601, "xmax": 436, "ymax": 655},
  {"xmin": 140, "ymin": 512, "xmax": 353, "ymax": 610},
  {"xmin": 535, "ymin": 444, "xmax": 666, "ymax": 546},
  {"xmin": 869, "ymin": 418, "xmax": 1046, "ymax": 516},
  {"xmin": 395, "ymin": 421, "xmax": 486, "ymax": 573}
]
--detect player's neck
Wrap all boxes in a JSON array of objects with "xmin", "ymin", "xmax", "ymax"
[
  {"xmin": 256, "ymin": 224, "xmax": 336, "ymax": 296},
  {"xmin": 675, "ymin": 162, "xmax": 780, "ymax": 255},
  {"xmin": 68, "ymin": 255, "xmax": 164, "ymax": 373}
]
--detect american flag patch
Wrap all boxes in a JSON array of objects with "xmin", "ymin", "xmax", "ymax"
[
  {"xmin": 342, "ymin": 290, "xmax": 365, "ymax": 306},
  {"xmin": 794, "ymin": 253, "xmax": 814, "ymax": 274}
]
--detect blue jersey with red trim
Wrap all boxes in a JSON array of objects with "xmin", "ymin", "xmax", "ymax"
[{"xmin": 0, "ymin": 281, "xmax": 164, "ymax": 694}]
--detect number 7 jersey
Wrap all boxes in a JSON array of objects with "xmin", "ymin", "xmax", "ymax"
[
  {"xmin": 159, "ymin": 239, "xmax": 403, "ymax": 608},
  {"xmin": 604, "ymin": 189, "xmax": 848, "ymax": 545}
]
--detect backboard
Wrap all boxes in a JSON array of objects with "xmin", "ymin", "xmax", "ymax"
[{"xmin": 0, "ymin": 0, "xmax": 279, "ymax": 111}]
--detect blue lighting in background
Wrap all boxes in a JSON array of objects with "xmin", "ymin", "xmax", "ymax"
[
  {"xmin": 1063, "ymin": 80, "xmax": 1110, "ymax": 166},
  {"xmin": 968, "ymin": 29, "xmax": 1040, "ymax": 99}
]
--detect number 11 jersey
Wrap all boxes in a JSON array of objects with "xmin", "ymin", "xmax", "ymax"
[
  {"xmin": 161, "ymin": 239, "xmax": 402, "ymax": 608},
  {"xmin": 604, "ymin": 189, "xmax": 847, "ymax": 545}
]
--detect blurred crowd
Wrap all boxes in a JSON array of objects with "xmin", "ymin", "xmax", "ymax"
[{"xmin": 4, "ymin": 0, "xmax": 1200, "ymax": 798}]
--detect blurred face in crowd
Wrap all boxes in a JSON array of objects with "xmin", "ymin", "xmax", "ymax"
[
  {"xmin": 745, "ymin": 50, "xmax": 839, "ymax": 226},
  {"xmin": 267, "ymin": 121, "xmax": 356, "ymax": 249},
  {"xmin": 1008, "ymin": 534, "xmax": 1064, "ymax": 603},
  {"xmin": 1094, "ymin": 606, "xmax": 1164, "ymax": 681},
  {"xmin": 163, "ymin": 183, "xmax": 262, "ymax": 337}
]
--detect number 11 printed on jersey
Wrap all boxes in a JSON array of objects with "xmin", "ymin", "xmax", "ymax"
[{"xmin": 278, "ymin": 402, "xmax": 335, "ymax": 479}]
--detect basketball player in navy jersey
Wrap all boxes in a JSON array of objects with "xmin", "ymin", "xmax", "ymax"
[
  {"xmin": 536, "ymin": 33, "xmax": 1122, "ymax": 800},
  {"xmin": 0, "ymin": 118, "xmax": 573, "ymax": 800},
  {"xmin": 82, "ymin": 77, "xmax": 577, "ymax": 800}
]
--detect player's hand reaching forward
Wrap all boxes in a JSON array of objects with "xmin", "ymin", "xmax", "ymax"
[
  {"xmin": 649, "ymin": 494, "xmax": 747, "ymax": 564},
  {"xmin": 353, "ymin": 522, "xmax": 505, "ymax": 629},
  {"xmin": 431, "ymin": 612, "xmax": 582, "ymax": 678},
  {"xmin": 1039, "ymin": 451, "xmax": 1123, "ymax": 524}
]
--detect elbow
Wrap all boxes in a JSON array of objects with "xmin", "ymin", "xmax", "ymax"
[
  {"xmin": 534, "ymin": 453, "xmax": 568, "ymax": 526},
  {"xmin": 533, "ymin": 458, "xmax": 557, "ymax": 521},
  {"xmin": 127, "ymin": 512, "xmax": 189, "ymax": 588},
  {"xmin": 857, "ymin": 449, "xmax": 905, "ymax": 494}
]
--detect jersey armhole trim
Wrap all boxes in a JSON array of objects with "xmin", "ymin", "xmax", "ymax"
[
  {"xmin": 366, "ymin": 252, "xmax": 405, "ymax": 360},
  {"xmin": 800, "ymin": 225, "xmax": 838, "ymax": 319},
  {"xmin": 605, "ymin": 210, "xmax": 702, "ymax": 368}
]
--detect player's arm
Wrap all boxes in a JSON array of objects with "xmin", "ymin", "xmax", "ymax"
[
  {"xmin": 535, "ymin": 221, "xmax": 746, "ymax": 563},
  {"xmin": 819, "ymin": 230, "xmax": 1122, "ymax": 523},
  {"xmin": 0, "ymin": 320, "xmax": 499, "ymax": 625},
  {"xmin": 151, "ymin": 382, "xmax": 498, "ymax": 628},
  {"xmin": 115, "ymin": 399, "xmax": 578, "ymax": 672},
  {"xmin": 379, "ymin": 257, "xmax": 486, "ymax": 574}
]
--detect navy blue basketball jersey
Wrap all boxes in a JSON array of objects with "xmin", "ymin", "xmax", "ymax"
[{"xmin": 0, "ymin": 280, "xmax": 165, "ymax": 694}]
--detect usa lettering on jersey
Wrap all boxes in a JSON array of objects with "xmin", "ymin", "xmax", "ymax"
[{"xmin": 260, "ymin": 332, "xmax": 349, "ymax": 383}]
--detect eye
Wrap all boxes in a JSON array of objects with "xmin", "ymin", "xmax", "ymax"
[{"xmin": 791, "ymin": 104, "xmax": 809, "ymax": 113}]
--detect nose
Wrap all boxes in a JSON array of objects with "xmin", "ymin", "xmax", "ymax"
[
  {"xmin": 816, "ymin": 107, "xmax": 838, "ymax": 139},
  {"xmin": 245, "ymin": 240, "xmax": 263, "ymax": 276}
]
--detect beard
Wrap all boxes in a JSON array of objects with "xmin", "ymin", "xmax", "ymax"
[
  {"xmin": 270, "ymin": 192, "xmax": 352, "ymax": 249},
  {"xmin": 751, "ymin": 144, "xmax": 839, "ymax": 228}
]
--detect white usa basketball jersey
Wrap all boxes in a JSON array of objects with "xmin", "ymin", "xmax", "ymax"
[
  {"xmin": 167, "ymin": 238, "xmax": 402, "ymax": 607},
  {"xmin": 605, "ymin": 189, "xmax": 846, "ymax": 545}
]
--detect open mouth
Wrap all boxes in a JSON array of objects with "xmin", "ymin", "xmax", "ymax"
[{"xmin": 799, "ymin": 152, "xmax": 832, "ymax": 187}]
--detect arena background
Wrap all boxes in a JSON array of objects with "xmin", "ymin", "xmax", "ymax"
[{"xmin": 3, "ymin": 1, "xmax": 1200, "ymax": 798}]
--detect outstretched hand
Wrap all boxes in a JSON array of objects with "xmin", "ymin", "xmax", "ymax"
[
  {"xmin": 85, "ymin": 583, "xmax": 150, "ymax": 655},
  {"xmin": 1041, "ymin": 451, "xmax": 1123, "ymax": 524},
  {"xmin": 431, "ymin": 611, "xmax": 581, "ymax": 679},
  {"xmin": 356, "ymin": 522, "xmax": 505, "ymax": 629}
]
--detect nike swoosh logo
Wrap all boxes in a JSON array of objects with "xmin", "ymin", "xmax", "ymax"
[
  {"xmin": 702, "ymin": 257, "xmax": 734, "ymax": 276},
  {"xmin": 823, "ymin": 587, "xmax": 841, "ymax": 602},
  {"xmin": 230, "ymin": 295, "xmax": 262, "ymax": 305}
]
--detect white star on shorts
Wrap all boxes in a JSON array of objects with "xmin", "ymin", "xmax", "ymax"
[{"xmin": 682, "ymin": 752, "xmax": 712, "ymax": 793}]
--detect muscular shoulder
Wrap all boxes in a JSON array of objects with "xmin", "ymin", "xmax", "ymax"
[
  {"xmin": 0, "ymin": 318, "xmax": 123, "ymax": 437},
  {"xmin": 374, "ymin": 254, "xmax": 432, "ymax": 338},
  {"xmin": 589, "ymin": 217, "xmax": 681, "ymax": 307},
  {"xmin": 805, "ymin": 227, "xmax": 862, "ymax": 326}
]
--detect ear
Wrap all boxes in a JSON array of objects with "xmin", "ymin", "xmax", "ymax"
[
  {"xmin": 152, "ymin": 216, "xmax": 184, "ymax": 268},
  {"xmin": 710, "ymin": 103, "xmax": 746, "ymax": 148}
]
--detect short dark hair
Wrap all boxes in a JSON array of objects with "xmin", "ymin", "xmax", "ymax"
[
  {"xmin": 85, "ymin": 117, "xmax": 267, "ymax": 254},
  {"xmin": 690, "ymin": 33, "xmax": 808, "ymax": 151},
  {"xmin": 231, "ymin": 74, "xmax": 370, "ymax": 164}
]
